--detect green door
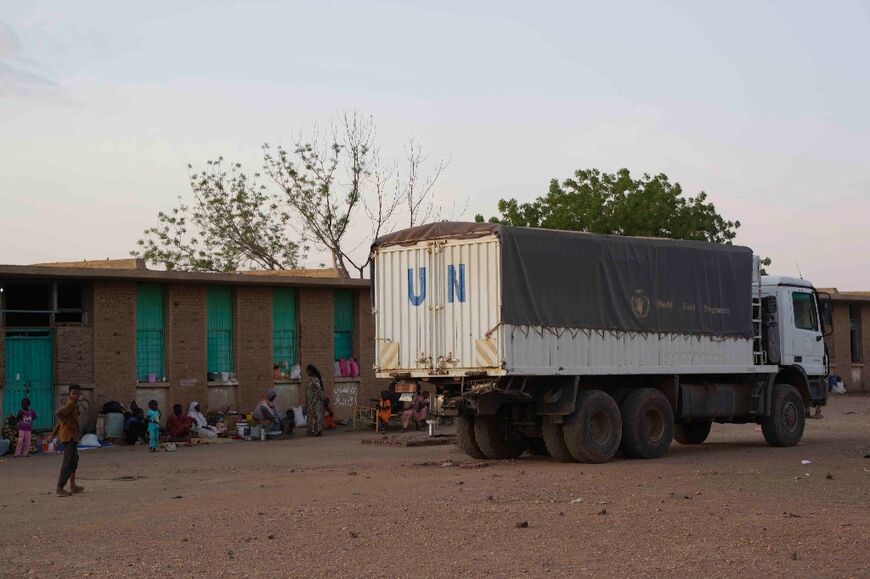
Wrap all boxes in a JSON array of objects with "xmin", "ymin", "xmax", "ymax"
[{"xmin": 4, "ymin": 331, "xmax": 54, "ymax": 431}]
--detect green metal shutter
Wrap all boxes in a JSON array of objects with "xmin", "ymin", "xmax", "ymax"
[
  {"xmin": 4, "ymin": 333, "xmax": 54, "ymax": 431},
  {"xmin": 136, "ymin": 284, "xmax": 165, "ymax": 381},
  {"xmin": 207, "ymin": 286, "xmax": 234, "ymax": 373},
  {"xmin": 273, "ymin": 288, "xmax": 297, "ymax": 371},
  {"xmin": 333, "ymin": 289, "xmax": 354, "ymax": 360}
]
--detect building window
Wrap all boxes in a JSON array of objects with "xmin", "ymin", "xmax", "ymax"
[
  {"xmin": 0, "ymin": 281, "xmax": 87, "ymax": 327},
  {"xmin": 849, "ymin": 304, "xmax": 862, "ymax": 363},
  {"xmin": 273, "ymin": 288, "xmax": 297, "ymax": 375},
  {"xmin": 792, "ymin": 292, "xmax": 818, "ymax": 331},
  {"xmin": 136, "ymin": 284, "xmax": 165, "ymax": 382},
  {"xmin": 333, "ymin": 289, "xmax": 354, "ymax": 360},
  {"xmin": 207, "ymin": 286, "xmax": 234, "ymax": 373}
]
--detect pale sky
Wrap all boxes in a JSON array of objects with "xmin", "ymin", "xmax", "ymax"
[{"xmin": 1, "ymin": 1, "xmax": 869, "ymax": 288}]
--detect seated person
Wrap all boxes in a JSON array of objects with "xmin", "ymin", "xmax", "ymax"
[
  {"xmin": 123, "ymin": 401, "xmax": 147, "ymax": 445},
  {"xmin": 323, "ymin": 397, "xmax": 337, "ymax": 430},
  {"xmin": 253, "ymin": 388, "xmax": 284, "ymax": 434},
  {"xmin": 272, "ymin": 364, "xmax": 284, "ymax": 380},
  {"xmin": 166, "ymin": 403, "xmax": 194, "ymax": 441},
  {"xmin": 376, "ymin": 391, "xmax": 392, "ymax": 434},
  {"xmin": 187, "ymin": 401, "xmax": 219, "ymax": 438},
  {"xmin": 401, "ymin": 390, "xmax": 430, "ymax": 432}
]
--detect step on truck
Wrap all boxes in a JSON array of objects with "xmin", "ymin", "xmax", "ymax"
[{"xmin": 371, "ymin": 222, "xmax": 831, "ymax": 462}]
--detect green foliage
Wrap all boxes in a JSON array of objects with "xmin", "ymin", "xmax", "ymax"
[
  {"xmin": 133, "ymin": 158, "xmax": 304, "ymax": 272},
  {"xmin": 475, "ymin": 168, "xmax": 740, "ymax": 244}
]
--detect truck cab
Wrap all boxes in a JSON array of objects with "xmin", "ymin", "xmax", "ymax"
[{"xmin": 760, "ymin": 275, "xmax": 830, "ymax": 406}]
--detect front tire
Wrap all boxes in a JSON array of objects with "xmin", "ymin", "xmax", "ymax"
[
  {"xmin": 473, "ymin": 407, "xmax": 526, "ymax": 459},
  {"xmin": 563, "ymin": 390, "xmax": 622, "ymax": 463},
  {"xmin": 455, "ymin": 412, "xmax": 487, "ymax": 459},
  {"xmin": 761, "ymin": 384, "xmax": 806, "ymax": 447},
  {"xmin": 619, "ymin": 388, "xmax": 674, "ymax": 459}
]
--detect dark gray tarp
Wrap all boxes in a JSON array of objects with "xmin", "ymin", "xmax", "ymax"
[
  {"xmin": 499, "ymin": 227, "xmax": 753, "ymax": 337},
  {"xmin": 373, "ymin": 222, "xmax": 754, "ymax": 338}
]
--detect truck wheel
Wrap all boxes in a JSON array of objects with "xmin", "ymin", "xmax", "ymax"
[
  {"xmin": 542, "ymin": 421, "xmax": 576, "ymax": 462},
  {"xmin": 526, "ymin": 437, "xmax": 550, "ymax": 456},
  {"xmin": 563, "ymin": 390, "xmax": 622, "ymax": 463},
  {"xmin": 474, "ymin": 407, "xmax": 526, "ymax": 459},
  {"xmin": 761, "ymin": 384, "xmax": 806, "ymax": 447},
  {"xmin": 455, "ymin": 413, "xmax": 487, "ymax": 459},
  {"xmin": 619, "ymin": 388, "xmax": 674, "ymax": 459},
  {"xmin": 673, "ymin": 421, "xmax": 712, "ymax": 445}
]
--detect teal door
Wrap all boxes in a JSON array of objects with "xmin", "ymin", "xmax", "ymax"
[{"xmin": 4, "ymin": 332, "xmax": 54, "ymax": 431}]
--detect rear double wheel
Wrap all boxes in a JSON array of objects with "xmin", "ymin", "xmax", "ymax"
[
  {"xmin": 563, "ymin": 390, "xmax": 622, "ymax": 463},
  {"xmin": 619, "ymin": 388, "xmax": 674, "ymax": 459},
  {"xmin": 542, "ymin": 421, "xmax": 576, "ymax": 462},
  {"xmin": 674, "ymin": 421, "xmax": 712, "ymax": 445},
  {"xmin": 455, "ymin": 412, "xmax": 487, "ymax": 459},
  {"xmin": 473, "ymin": 406, "xmax": 526, "ymax": 459}
]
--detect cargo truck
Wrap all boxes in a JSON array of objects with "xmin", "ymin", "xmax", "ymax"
[{"xmin": 371, "ymin": 222, "xmax": 830, "ymax": 462}]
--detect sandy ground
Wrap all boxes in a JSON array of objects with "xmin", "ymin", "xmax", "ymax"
[{"xmin": 0, "ymin": 395, "xmax": 868, "ymax": 578}]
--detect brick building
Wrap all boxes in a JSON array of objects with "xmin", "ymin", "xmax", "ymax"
[
  {"xmin": 822, "ymin": 288, "xmax": 870, "ymax": 393},
  {"xmin": 0, "ymin": 259, "xmax": 384, "ymax": 431}
]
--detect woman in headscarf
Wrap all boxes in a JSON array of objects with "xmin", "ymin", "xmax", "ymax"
[
  {"xmin": 305, "ymin": 364, "xmax": 325, "ymax": 437},
  {"xmin": 187, "ymin": 401, "xmax": 219, "ymax": 438}
]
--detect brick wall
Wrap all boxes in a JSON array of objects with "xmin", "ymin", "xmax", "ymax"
[
  {"xmin": 298, "ymin": 287, "xmax": 334, "ymax": 413},
  {"xmin": 92, "ymin": 281, "xmax": 137, "ymax": 408},
  {"xmin": 55, "ymin": 326, "xmax": 94, "ymax": 386},
  {"xmin": 356, "ymin": 287, "xmax": 388, "ymax": 404},
  {"xmin": 236, "ymin": 286, "xmax": 273, "ymax": 412},
  {"xmin": 825, "ymin": 302, "xmax": 868, "ymax": 393},
  {"xmin": 166, "ymin": 284, "xmax": 207, "ymax": 409}
]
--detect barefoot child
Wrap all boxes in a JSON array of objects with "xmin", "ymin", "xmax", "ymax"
[
  {"xmin": 14, "ymin": 398, "xmax": 36, "ymax": 457},
  {"xmin": 146, "ymin": 400, "xmax": 161, "ymax": 452},
  {"xmin": 54, "ymin": 385, "xmax": 84, "ymax": 497}
]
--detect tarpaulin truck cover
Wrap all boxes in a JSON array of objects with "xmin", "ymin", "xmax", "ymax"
[{"xmin": 374, "ymin": 222, "xmax": 753, "ymax": 338}]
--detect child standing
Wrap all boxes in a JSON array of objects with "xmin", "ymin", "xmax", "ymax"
[
  {"xmin": 14, "ymin": 398, "xmax": 37, "ymax": 457},
  {"xmin": 146, "ymin": 400, "xmax": 161, "ymax": 453}
]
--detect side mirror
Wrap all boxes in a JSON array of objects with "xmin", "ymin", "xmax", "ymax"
[{"xmin": 816, "ymin": 292, "xmax": 833, "ymax": 337}]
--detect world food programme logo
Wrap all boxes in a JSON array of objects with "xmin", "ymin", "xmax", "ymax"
[{"xmin": 631, "ymin": 290, "xmax": 651, "ymax": 319}]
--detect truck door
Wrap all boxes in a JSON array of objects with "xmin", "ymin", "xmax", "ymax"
[
  {"xmin": 784, "ymin": 288, "xmax": 826, "ymax": 377},
  {"xmin": 374, "ymin": 242, "xmax": 434, "ymax": 374},
  {"xmin": 432, "ymin": 236, "xmax": 502, "ymax": 375}
]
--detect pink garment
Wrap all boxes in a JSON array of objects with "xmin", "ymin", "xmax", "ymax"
[
  {"xmin": 15, "ymin": 430, "xmax": 32, "ymax": 457},
  {"xmin": 339, "ymin": 358, "xmax": 351, "ymax": 377},
  {"xmin": 349, "ymin": 358, "xmax": 360, "ymax": 377},
  {"xmin": 401, "ymin": 394, "xmax": 429, "ymax": 430}
]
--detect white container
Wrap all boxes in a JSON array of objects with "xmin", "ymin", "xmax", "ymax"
[
  {"xmin": 236, "ymin": 422, "xmax": 249, "ymax": 437},
  {"xmin": 373, "ymin": 233, "xmax": 758, "ymax": 379}
]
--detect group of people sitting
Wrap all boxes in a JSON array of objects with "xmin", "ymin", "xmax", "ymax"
[
  {"xmin": 375, "ymin": 383, "xmax": 430, "ymax": 434},
  {"xmin": 120, "ymin": 400, "xmax": 220, "ymax": 446},
  {"xmin": 120, "ymin": 363, "xmax": 335, "ymax": 447}
]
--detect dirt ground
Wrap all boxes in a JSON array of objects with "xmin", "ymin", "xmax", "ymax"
[{"xmin": 1, "ymin": 395, "xmax": 868, "ymax": 578}]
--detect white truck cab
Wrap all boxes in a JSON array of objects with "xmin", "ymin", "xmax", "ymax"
[{"xmin": 760, "ymin": 276, "xmax": 828, "ymax": 376}]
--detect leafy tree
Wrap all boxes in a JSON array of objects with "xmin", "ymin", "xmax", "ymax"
[
  {"xmin": 476, "ymin": 168, "xmax": 740, "ymax": 244},
  {"xmin": 133, "ymin": 158, "xmax": 304, "ymax": 272}
]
